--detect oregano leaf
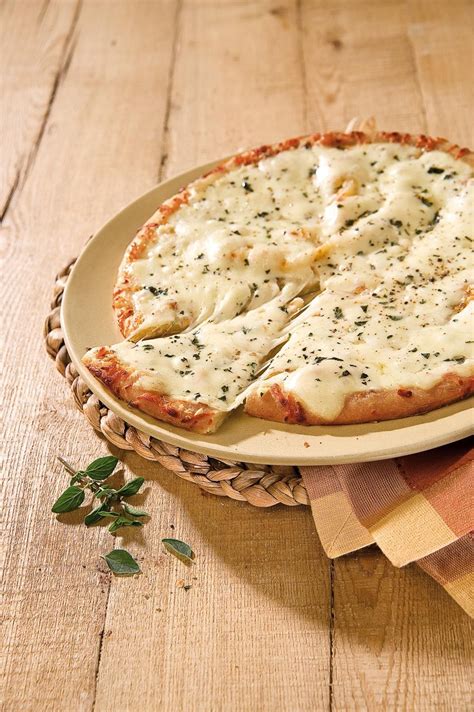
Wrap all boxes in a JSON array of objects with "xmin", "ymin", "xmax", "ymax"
[
  {"xmin": 116, "ymin": 477, "xmax": 145, "ymax": 498},
  {"xmin": 85, "ymin": 456, "xmax": 119, "ymax": 481},
  {"xmin": 102, "ymin": 549, "xmax": 140, "ymax": 575},
  {"xmin": 162, "ymin": 538, "xmax": 195, "ymax": 565},
  {"xmin": 109, "ymin": 516, "xmax": 143, "ymax": 534},
  {"xmin": 52, "ymin": 486, "xmax": 85, "ymax": 514},
  {"xmin": 94, "ymin": 486, "xmax": 117, "ymax": 500},
  {"xmin": 84, "ymin": 502, "xmax": 110, "ymax": 527},
  {"xmin": 123, "ymin": 502, "xmax": 149, "ymax": 518}
]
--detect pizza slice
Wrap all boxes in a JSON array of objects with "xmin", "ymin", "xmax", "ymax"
[
  {"xmin": 113, "ymin": 144, "xmax": 325, "ymax": 341},
  {"xmin": 245, "ymin": 180, "xmax": 474, "ymax": 424},
  {"xmin": 83, "ymin": 288, "xmax": 303, "ymax": 433}
]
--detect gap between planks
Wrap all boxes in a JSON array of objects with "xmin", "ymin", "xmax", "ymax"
[
  {"xmin": 0, "ymin": 0, "xmax": 83, "ymax": 224},
  {"xmin": 91, "ymin": 585, "xmax": 112, "ymax": 712},
  {"xmin": 405, "ymin": 25, "xmax": 428, "ymax": 133},
  {"xmin": 90, "ymin": 3, "xmax": 182, "ymax": 707},
  {"xmin": 158, "ymin": 0, "xmax": 183, "ymax": 182},
  {"xmin": 296, "ymin": 0, "xmax": 309, "ymax": 132},
  {"xmin": 328, "ymin": 559, "xmax": 335, "ymax": 712}
]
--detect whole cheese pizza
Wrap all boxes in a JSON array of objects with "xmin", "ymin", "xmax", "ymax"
[{"xmin": 83, "ymin": 131, "xmax": 474, "ymax": 433}]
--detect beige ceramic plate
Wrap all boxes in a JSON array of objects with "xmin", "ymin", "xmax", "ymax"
[{"xmin": 62, "ymin": 160, "xmax": 473, "ymax": 465}]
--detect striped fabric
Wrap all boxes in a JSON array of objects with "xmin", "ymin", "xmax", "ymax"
[{"xmin": 300, "ymin": 438, "xmax": 474, "ymax": 616}]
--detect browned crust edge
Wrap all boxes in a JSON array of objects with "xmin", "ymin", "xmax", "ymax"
[
  {"xmin": 113, "ymin": 130, "xmax": 474, "ymax": 338},
  {"xmin": 244, "ymin": 374, "xmax": 474, "ymax": 426},
  {"xmin": 83, "ymin": 348, "xmax": 227, "ymax": 434}
]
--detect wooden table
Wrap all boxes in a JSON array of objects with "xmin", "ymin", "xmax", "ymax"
[{"xmin": 2, "ymin": 1, "xmax": 472, "ymax": 710}]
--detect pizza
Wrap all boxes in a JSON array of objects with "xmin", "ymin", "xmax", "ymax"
[{"xmin": 83, "ymin": 131, "xmax": 474, "ymax": 433}]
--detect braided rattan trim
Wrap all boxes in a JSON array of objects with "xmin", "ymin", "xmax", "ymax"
[{"xmin": 43, "ymin": 260, "xmax": 309, "ymax": 507}]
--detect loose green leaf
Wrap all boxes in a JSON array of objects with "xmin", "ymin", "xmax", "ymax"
[
  {"xmin": 85, "ymin": 456, "xmax": 119, "ymax": 481},
  {"xmin": 109, "ymin": 515, "xmax": 143, "ymax": 534},
  {"xmin": 84, "ymin": 502, "xmax": 110, "ymax": 527},
  {"xmin": 123, "ymin": 502, "xmax": 149, "ymax": 518},
  {"xmin": 116, "ymin": 477, "xmax": 145, "ymax": 498},
  {"xmin": 102, "ymin": 549, "xmax": 140, "ymax": 575},
  {"xmin": 162, "ymin": 538, "xmax": 195, "ymax": 565},
  {"xmin": 52, "ymin": 486, "xmax": 85, "ymax": 514}
]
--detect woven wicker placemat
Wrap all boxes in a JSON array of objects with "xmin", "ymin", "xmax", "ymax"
[{"xmin": 44, "ymin": 260, "xmax": 309, "ymax": 508}]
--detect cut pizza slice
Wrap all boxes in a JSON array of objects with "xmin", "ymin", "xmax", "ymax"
[
  {"xmin": 83, "ymin": 287, "xmax": 303, "ymax": 434},
  {"xmin": 245, "ymin": 185, "xmax": 474, "ymax": 424},
  {"xmin": 113, "ymin": 145, "xmax": 325, "ymax": 341},
  {"xmin": 245, "ymin": 289, "xmax": 474, "ymax": 425}
]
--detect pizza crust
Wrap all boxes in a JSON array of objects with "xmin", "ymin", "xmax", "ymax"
[
  {"xmin": 84, "ymin": 347, "xmax": 227, "ymax": 434},
  {"xmin": 244, "ymin": 373, "xmax": 474, "ymax": 425}
]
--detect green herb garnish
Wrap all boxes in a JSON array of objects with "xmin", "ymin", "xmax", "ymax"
[
  {"xmin": 83, "ymin": 455, "xmax": 119, "ymax": 481},
  {"xmin": 52, "ymin": 455, "xmax": 149, "ymax": 575},
  {"xmin": 102, "ymin": 550, "xmax": 141, "ymax": 576},
  {"xmin": 115, "ymin": 477, "xmax": 145, "ymax": 498},
  {"xmin": 51, "ymin": 485, "xmax": 85, "ymax": 513},
  {"xmin": 162, "ymin": 538, "xmax": 195, "ymax": 566},
  {"xmin": 418, "ymin": 195, "xmax": 433, "ymax": 207}
]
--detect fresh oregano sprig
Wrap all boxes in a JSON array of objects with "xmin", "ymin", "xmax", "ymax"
[{"xmin": 52, "ymin": 455, "xmax": 149, "ymax": 575}]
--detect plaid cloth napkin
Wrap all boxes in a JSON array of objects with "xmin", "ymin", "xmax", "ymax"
[{"xmin": 300, "ymin": 438, "xmax": 474, "ymax": 616}]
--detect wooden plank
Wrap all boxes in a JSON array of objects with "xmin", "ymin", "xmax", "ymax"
[
  {"xmin": 97, "ymin": 481, "xmax": 330, "ymax": 712},
  {"xmin": 301, "ymin": 0, "xmax": 427, "ymax": 134},
  {"xmin": 164, "ymin": 0, "xmax": 309, "ymax": 176},
  {"xmin": 0, "ymin": 0, "xmax": 80, "ymax": 215},
  {"xmin": 93, "ymin": 2, "xmax": 331, "ymax": 711},
  {"xmin": 407, "ymin": 0, "xmax": 474, "ymax": 145},
  {"xmin": 2, "ymin": 0, "xmax": 472, "ymax": 710},
  {"xmin": 331, "ymin": 552, "xmax": 472, "ymax": 711},
  {"xmin": 1, "ymin": 1, "xmax": 177, "ymax": 709},
  {"xmin": 301, "ymin": 1, "xmax": 473, "ymax": 709}
]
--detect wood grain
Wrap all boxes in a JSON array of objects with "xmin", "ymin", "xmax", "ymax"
[
  {"xmin": 407, "ymin": 0, "xmax": 474, "ymax": 145},
  {"xmin": 301, "ymin": 2, "xmax": 473, "ymax": 708},
  {"xmin": 0, "ymin": 0, "xmax": 80, "ymax": 215},
  {"xmin": 332, "ymin": 551, "xmax": 472, "ymax": 711},
  {"xmin": 1, "ymin": 0, "xmax": 473, "ymax": 710},
  {"xmin": 164, "ymin": 0, "xmax": 309, "ymax": 176},
  {"xmin": 302, "ymin": 0, "xmax": 427, "ymax": 134},
  {"xmin": 94, "ymin": 3, "xmax": 331, "ymax": 710},
  {"xmin": 2, "ymin": 1, "xmax": 176, "ymax": 709}
]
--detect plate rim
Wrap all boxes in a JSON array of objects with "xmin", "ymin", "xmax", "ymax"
[{"xmin": 61, "ymin": 160, "xmax": 474, "ymax": 465}]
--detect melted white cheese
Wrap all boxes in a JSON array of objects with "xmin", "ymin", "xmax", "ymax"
[
  {"xmin": 94, "ymin": 141, "xmax": 473, "ymax": 420},
  {"xmin": 251, "ymin": 179, "xmax": 474, "ymax": 419},
  {"xmin": 127, "ymin": 143, "xmax": 471, "ymax": 336},
  {"xmin": 101, "ymin": 287, "xmax": 303, "ymax": 410}
]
